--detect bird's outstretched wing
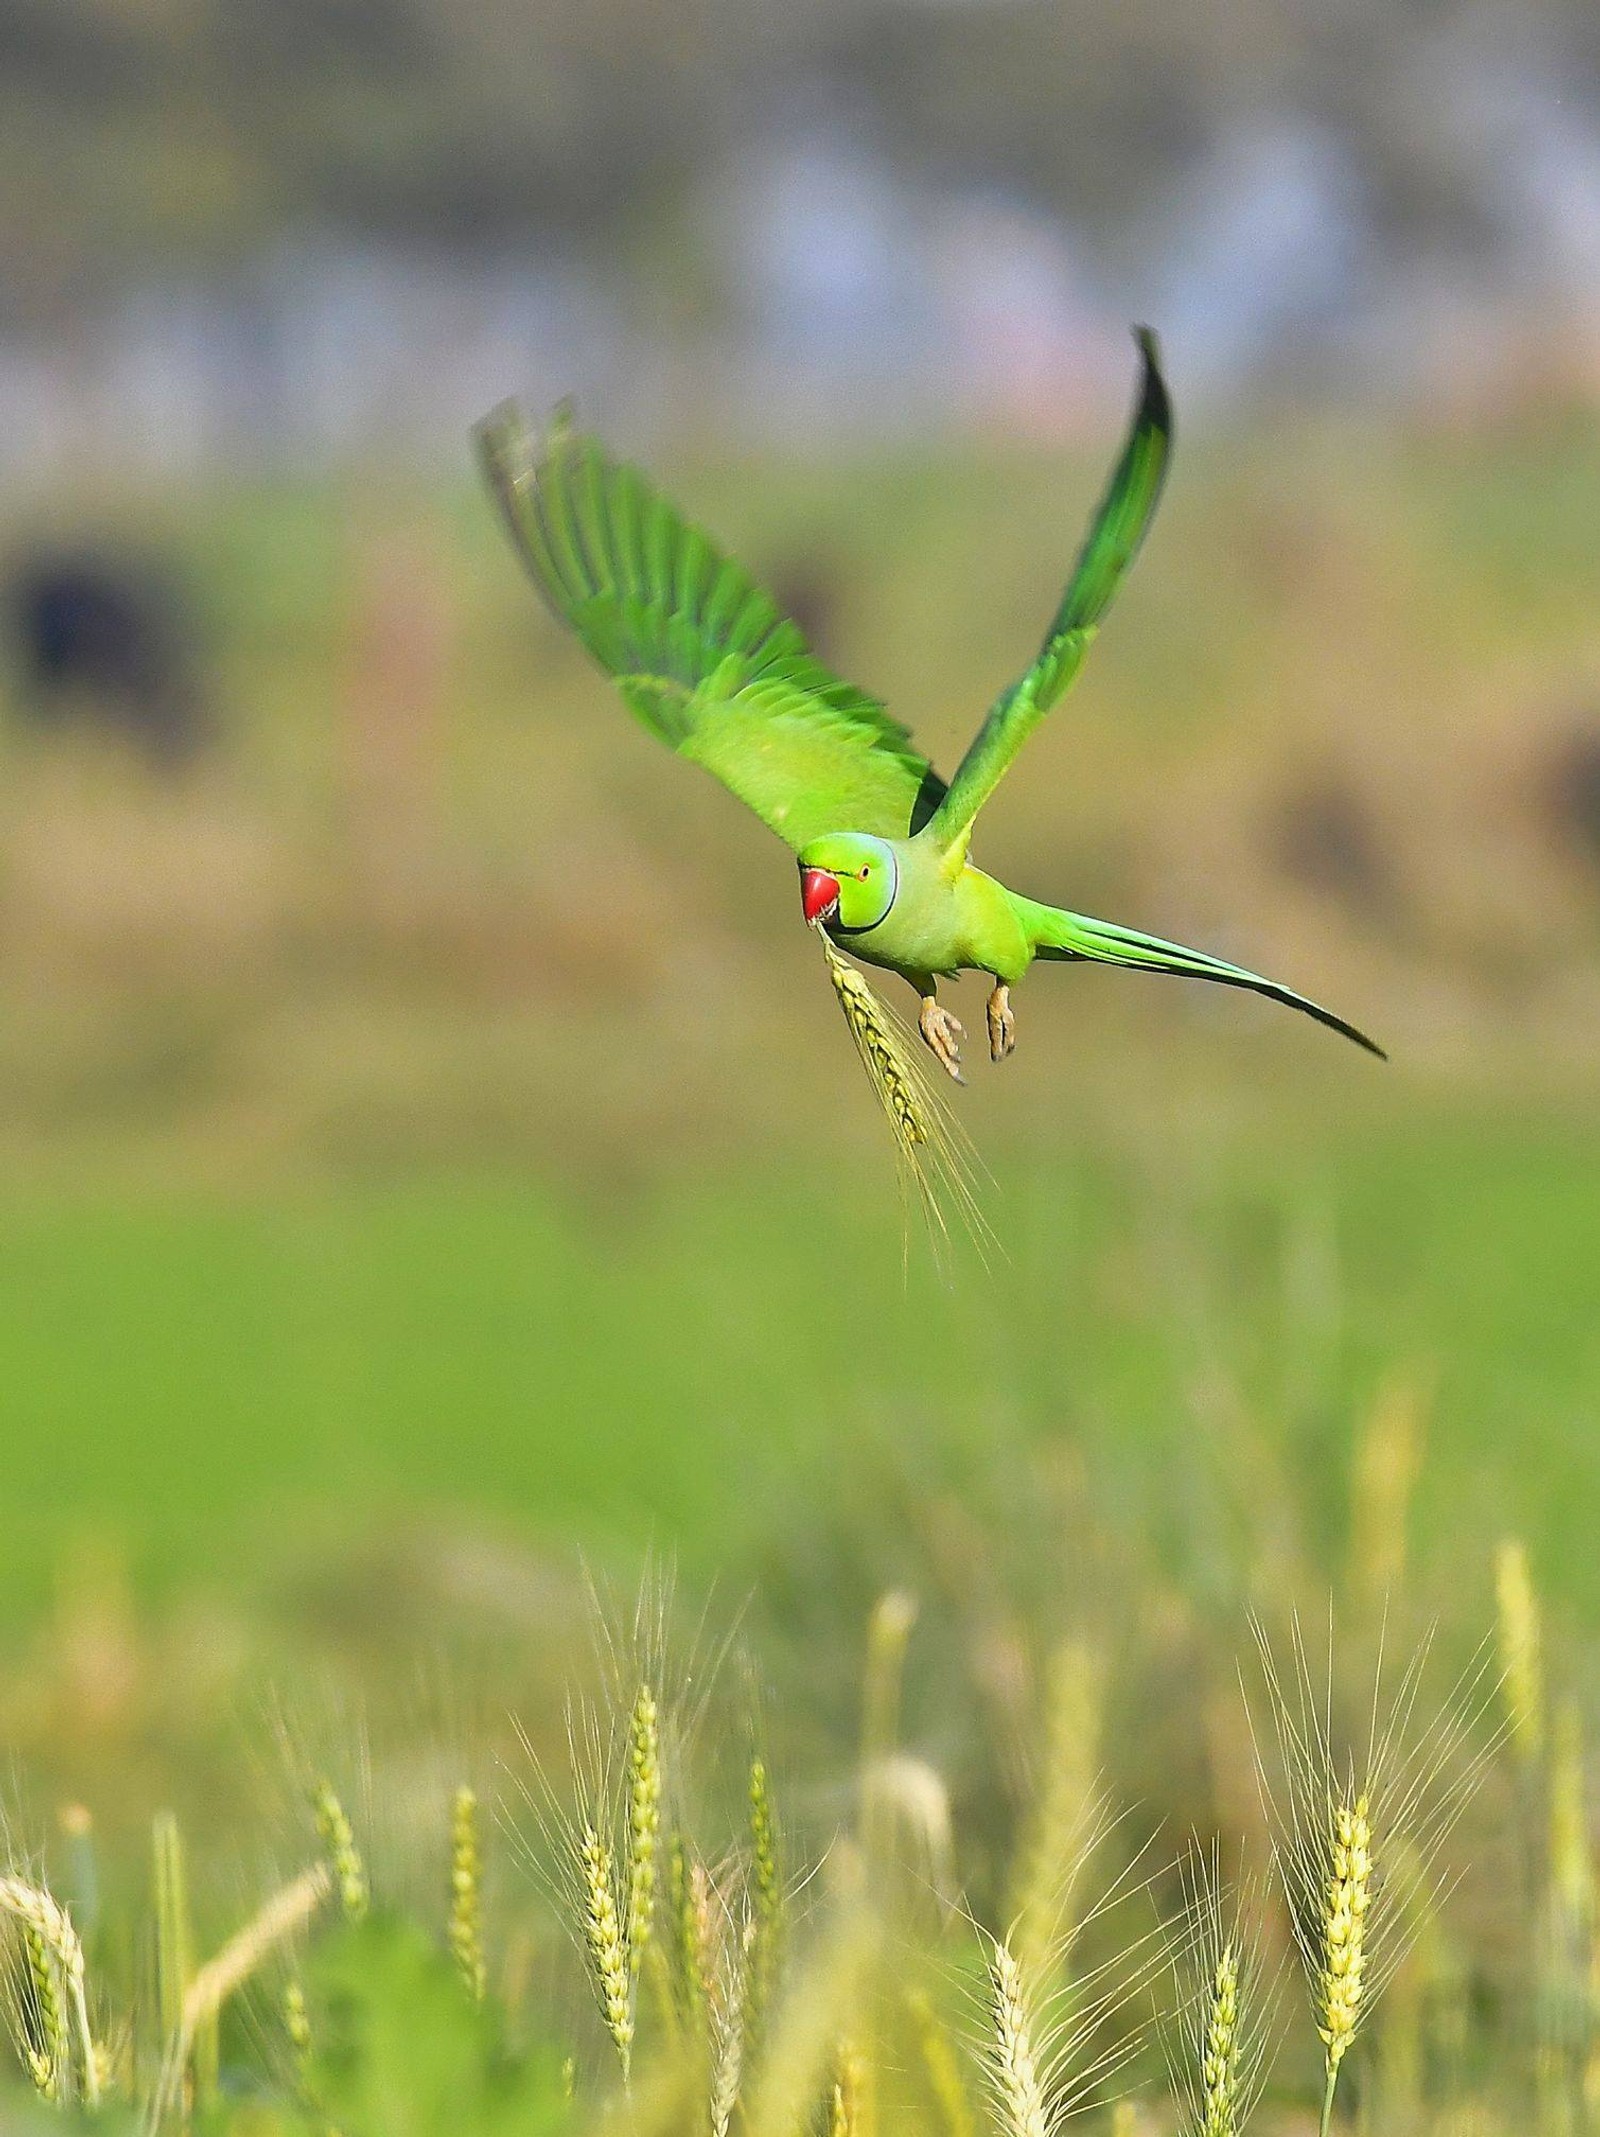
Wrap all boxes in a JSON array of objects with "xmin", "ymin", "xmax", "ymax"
[
  {"xmin": 478, "ymin": 406, "xmax": 946, "ymax": 853},
  {"xmin": 929, "ymin": 330, "xmax": 1172, "ymax": 854}
]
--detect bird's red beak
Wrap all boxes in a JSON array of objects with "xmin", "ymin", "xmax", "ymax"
[{"xmin": 801, "ymin": 867, "xmax": 841, "ymax": 925}]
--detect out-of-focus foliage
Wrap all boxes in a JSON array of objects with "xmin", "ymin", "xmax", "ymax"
[
  {"xmin": 0, "ymin": 427, "xmax": 1596, "ymax": 1632},
  {"xmin": 0, "ymin": 1482, "xmax": 1559, "ymax": 2135},
  {"xmin": 302, "ymin": 1917, "xmax": 572, "ymax": 2137}
]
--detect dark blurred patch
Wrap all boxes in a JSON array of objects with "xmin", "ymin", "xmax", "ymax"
[
  {"xmin": 1538, "ymin": 717, "xmax": 1600, "ymax": 872},
  {"xmin": 6, "ymin": 549, "xmax": 208, "ymax": 768},
  {"xmin": 1268, "ymin": 770, "xmax": 1401, "ymax": 925}
]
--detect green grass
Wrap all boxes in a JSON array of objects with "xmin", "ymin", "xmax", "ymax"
[{"xmin": 1, "ymin": 1095, "xmax": 1595, "ymax": 1623}]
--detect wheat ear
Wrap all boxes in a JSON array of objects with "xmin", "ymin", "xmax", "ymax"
[
  {"xmin": 747, "ymin": 1757, "xmax": 782, "ymax": 2033},
  {"xmin": 283, "ymin": 1974, "xmax": 312, "ymax": 2069},
  {"xmin": 0, "ymin": 1875, "xmax": 99, "ymax": 2108},
  {"xmin": 1198, "ymin": 1941, "xmax": 1240, "ymax": 2137},
  {"xmin": 627, "ymin": 1686, "xmax": 662, "ymax": 1977},
  {"xmin": 311, "ymin": 1781, "xmax": 369, "ymax": 1923},
  {"xmin": 709, "ymin": 1920, "xmax": 748, "ymax": 2137},
  {"xmin": 1250, "ymin": 1615, "xmax": 1497, "ymax": 2137},
  {"xmin": 1166, "ymin": 1853, "xmax": 1283, "ymax": 2137},
  {"xmin": 819, "ymin": 936, "xmax": 991, "ymax": 1258},
  {"xmin": 579, "ymin": 1820, "xmax": 633, "ymax": 2078},
  {"xmin": 12, "ymin": 1911, "xmax": 65, "ymax": 2100},
  {"xmin": 1314, "ymin": 1793, "xmax": 1371, "ymax": 2134},
  {"xmin": 668, "ymin": 1836, "xmax": 705, "ymax": 2031},
  {"xmin": 987, "ymin": 1935, "xmax": 1049, "ymax": 2137},
  {"xmin": 822, "ymin": 940, "xmax": 931, "ymax": 1160},
  {"xmin": 448, "ymin": 1785, "xmax": 487, "ymax": 2001}
]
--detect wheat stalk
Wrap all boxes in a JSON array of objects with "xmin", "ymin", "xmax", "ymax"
[
  {"xmin": 153, "ymin": 1810, "xmax": 217, "ymax": 2115},
  {"xmin": 818, "ymin": 936, "xmax": 992, "ymax": 1260},
  {"xmin": 1315, "ymin": 1793, "xmax": 1371, "ymax": 2087},
  {"xmin": 579, "ymin": 1819, "xmax": 633, "ymax": 2078},
  {"xmin": 1537, "ymin": 1699, "xmax": 1598, "ymax": 2122},
  {"xmin": 179, "ymin": 1866, "xmax": 331, "ymax": 2046},
  {"xmin": 1166, "ymin": 1854, "xmax": 1283, "ymax": 2137},
  {"xmin": 745, "ymin": 1905, "xmax": 878, "ymax": 2137},
  {"xmin": 669, "ymin": 1835, "xmax": 707, "ymax": 2032},
  {"xmin": 829, "ymin": 2036, "xmax": 869, "ymax": 2137},
  {"xmin": 709, "ymin": 1912, "xmax": 748, "ymax": 2137},
  {"xmin": 987, "ymin": 1934, "xmax": 1050, "ymax": 2137},
  {"xmin": 0, "ymin": 1874, "xmax": 99, "ymax": 2108},
  {"xmin": 1009, "ymin": 1638, "xmax": 1106, "ymax": 1998},
  {"xmin": 1249, "ymin": 1616, "xmax": 1496, "ymax": 2137},
  {"xmin": 1348, "ymin": 1376, "xmax": 1427, "ymax": 1609},
  {"xmin": 149, "ymin": 1863, "xmax": 332, "ymax": 2130},
  {"xmin": 1494, "ymin": 1539, "xmax": 1544, "ymax": 1770},
  {"xmin": 711, "ymin": 1996, "xmax": 745, "ymax": 2137},
  {"xmin": 14, "ymin": 1914, "xmax": 65, "ymax": 2100},
  {"xmin": 980, "ymin": 1791, "xmax": 1165, "ymax": 2137},
  {"xmin": 507, "ymin": 1689, "xmax": 642, "ymax": 2070},
  {"xmin": 311, "ymin": 1781, "xmax": 369, "ymax": 1923},
  {"xmin": 449, "ymin": 1785, "xmax": 488, "ymax": 2001},
  {"xmin": 906, "ymin": 1986, "xmax": 975, "ymax": 2137},
  {"xmin": 1197, "ymin": 1941, "xmax": 1240, "ymax": 2137},
  {"xmin": 821, "ymin": 938, "xmax": 931, "ymax": 1160},
  {"xmin": 687, "ymin": 1856, "xmax": 720, "ymax": 2020},
  {"xmin": 627, "ymin": 1686, "xmax": 662, "ymax": 1978},
  {"xmin": 747, "ymin": 1757, "xmax": 782, "ymax": 2037},
  {"xmin": 750, "ymin": 1759, "xmax": 780, "ymax": 1942},
  {"xmin": 283, "ymin": 1975, "xmax": 312, "ymax": 2069}
]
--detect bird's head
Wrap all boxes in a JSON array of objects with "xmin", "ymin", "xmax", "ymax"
[{"xmin": 797, "ymin": 833, "xmax": 898, "ymax": 933}]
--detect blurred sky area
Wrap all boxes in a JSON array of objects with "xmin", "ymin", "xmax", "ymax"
[{"xmin": 0, "ymin": 0, "xmax": 1597, "ymax": 474}]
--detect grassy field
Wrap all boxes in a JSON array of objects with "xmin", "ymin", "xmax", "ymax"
[
  {"xmin": 0, "ymin": 416, "xmax": 1596, "ymax": 2127},
  {"xmin": 0, "ymin": 412, "xmax": 1594, "ymax": 1613},
  {"xmin": 1, "ymin": 1097, "xmax": 1598, "ymax": 1622}
]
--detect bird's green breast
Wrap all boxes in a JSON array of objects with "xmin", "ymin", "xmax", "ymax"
[{"xmin": 826, "ymin": 839, "xmax": 1033, "ymax": 983}]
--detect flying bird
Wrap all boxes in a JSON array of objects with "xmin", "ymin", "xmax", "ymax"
[{"xmin": 477, "ymin": 333, "xmax": 1383, "ymax": 1080}]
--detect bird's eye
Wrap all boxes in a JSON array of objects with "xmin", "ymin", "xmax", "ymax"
[{"xmin": 858, "ymin": 866, "xmax": 870, "ymax": 879}]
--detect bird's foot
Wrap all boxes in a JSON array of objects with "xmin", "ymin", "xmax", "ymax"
[
  {"xmin": 986, "ymin": 982, "xmax": 1016, "ymax": 1062},
  {"xmin": 918, "ymin": 998, "xmax": 965, "ymax": 1083}
]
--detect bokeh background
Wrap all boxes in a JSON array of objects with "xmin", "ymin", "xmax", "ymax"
[{"xmin": 0, "ymin": 0, "xmax": 1597, "ymax": 1812}]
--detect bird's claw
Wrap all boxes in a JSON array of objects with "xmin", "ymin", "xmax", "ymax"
[
  {"xmin": 987, "ymin": 983, "xmax": 1016, "ymax": 1062},
  {"xmin": 918, "ymin": 999, "xmax": 965, "ymax": 1083}
]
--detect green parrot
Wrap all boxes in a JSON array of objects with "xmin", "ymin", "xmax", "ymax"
[{"xmin": 477, "ymin": 332, "xmax": 1382, "ymax": 1078}]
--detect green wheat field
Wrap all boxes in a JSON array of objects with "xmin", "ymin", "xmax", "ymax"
[{"xmin": 0, "ymin": 413, "xmax": 1598, "ymax": 2131}]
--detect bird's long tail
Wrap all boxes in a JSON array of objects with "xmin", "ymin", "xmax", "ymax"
[{"xmin": 1014, "ymin": 895, "xmax": 1386, "ymax": 1057}]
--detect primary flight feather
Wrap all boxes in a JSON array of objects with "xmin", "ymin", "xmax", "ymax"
[{"xmin": 477, "ymin": 333, "xmax": 1383, "ymax": 1080}]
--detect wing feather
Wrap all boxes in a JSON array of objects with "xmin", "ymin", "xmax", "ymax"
[
  {"xmin": 930, "ymin": 329, "xmax": 1172, "ymax": 852},
  {"xmin": 479, "ymin": 405, "xmax": 945, "ymax": 850},
  {"xmin": 610, "ymin": 464, "xmax": 648, "ymax": 600}
]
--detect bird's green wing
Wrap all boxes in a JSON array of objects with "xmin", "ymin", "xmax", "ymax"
[
  {"xmin": 929, "ymin": 330, "xmax": 1172, "ymax": 854},
  {"xmin": 477, "ymin": 406, "xmax": 945, "ymax": 852}
]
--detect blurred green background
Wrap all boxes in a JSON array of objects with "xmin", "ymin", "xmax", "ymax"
[{"xmin": 0, "ymin": 0, "xmax": 1597, "ymax": 1660}]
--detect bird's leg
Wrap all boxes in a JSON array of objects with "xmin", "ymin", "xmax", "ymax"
[
  {"xmin": 986, "ymin": 979, "xmax": 1016, "ymax": 1061},
  {"xmin": 916, "ymin": 982, "xmax": 965, "ymax": 1083}
]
